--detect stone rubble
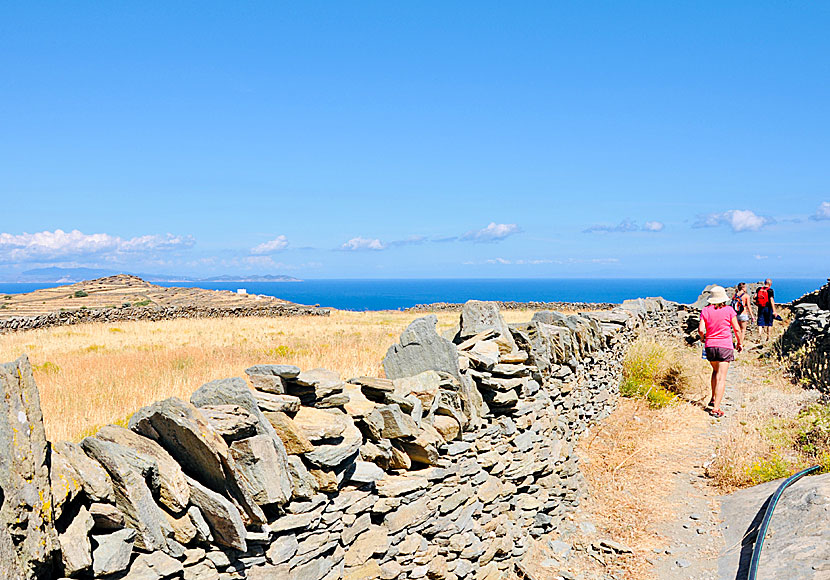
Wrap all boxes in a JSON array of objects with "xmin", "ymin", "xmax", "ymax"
[{"xmin": 1, "ymin": 296, "xmax": 683, "ymax": 579}]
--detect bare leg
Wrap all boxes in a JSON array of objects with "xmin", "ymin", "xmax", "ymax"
[
  {"xmin": 712, "ymin": 361, "xmax": 729, "ymax": 411},
  {"xmin": 738, "ymin": 320, "xmax": 748, "ymax": 346},
  {"xmin": 709, "ymin": 361, "xmax": 719, "ymax": 406}
]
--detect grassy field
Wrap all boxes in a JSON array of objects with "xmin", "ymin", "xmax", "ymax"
[{"xmin": 0, "ymin": 309, "xmax": 539, "ymax": 442}]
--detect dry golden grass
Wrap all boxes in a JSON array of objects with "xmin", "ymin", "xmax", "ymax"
[
  {"xmin": 707, "ymin": 356, "xmax": 819, "ymax": 491},
  {"xmin": 620, "ymin": 337, "xmax": 711, "ymax": 407},
  {"xmin": 575, "ymin": 398, "xmax": 709, "ymax": 579},
  {"xmin": 0, "ymin": 309, "xmax": 538, "ymax": 442}
]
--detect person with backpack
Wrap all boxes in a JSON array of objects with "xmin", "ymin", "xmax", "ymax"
[
  {"xmin": 699, "ymin": 285, "xmax": 742, "ymax": 418},
  {"xmin": 731, "ymin": 282, "xmax": 753, "ymax": 346},
  {"xmin": 755, "ymin": 278, "xmax": 776, "ymax": 342}
]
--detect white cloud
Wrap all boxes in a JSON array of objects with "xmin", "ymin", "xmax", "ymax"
[
  {"xmin": 119, "ymin": 234, "xmax": 194, "ymax": 252},
  {"xmin": 251, "ymin": 235, "xmax": 289, "ymax": 254},
  {"xmin": 811, "ymin": 201, "xmax": 830, "ymax": 221},
  {"xmin": 583, "ymin": 219, "xmax": 664, "ymax": 233},
  {"xmin": 0, "ymin": 229, "xmax": 194, "ymax": 264},
  {"xmin": 754, "ymin": 254, "xmax": 769, "ymax": 260},
  {"xmin": 388, "ymin": 235, "xmax": 426, "ymax": 247},
  {"xmin": 485, "ymin": 258, "xmax": 512, "ymax": 264},
  {"xmin": 461, "ymin": 222, "xmax": 521, "ymax": 242},
  {"xmin": 341, "ymin": 237, "xmax": 386, "ymax": 251},
  {"xmin": 693, "ymin": 209, "xmax": 770, "ymax": 232},
  {"xmin": 583, "ymin": 219, "xmax": 639, "ymax": 234}
]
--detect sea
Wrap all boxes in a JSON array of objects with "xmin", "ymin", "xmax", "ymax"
[{"xmin": 0, "ymin": 278, "xmax": 825, "ymax": 311}]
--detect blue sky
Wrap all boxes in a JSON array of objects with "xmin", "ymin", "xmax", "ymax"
[{"xmin": 1, "ymin": 2, "xmax": 829, "ymax": 279}]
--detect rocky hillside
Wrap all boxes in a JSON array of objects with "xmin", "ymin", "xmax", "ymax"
[{"xmin": 0, "ymin": 275, "xmax": 328, "ymax": 332}]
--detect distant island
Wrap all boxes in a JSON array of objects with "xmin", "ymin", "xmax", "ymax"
[{"xmin": 4, "ymin": 267, "xmax": 301, "ymax": 284}]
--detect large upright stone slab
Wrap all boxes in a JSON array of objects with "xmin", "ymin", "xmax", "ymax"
[
  {"xmin": 95, "ymin": 425, "xmax": 190, "ymax": 513},
  {"xmin": 52, "ymin": 440, "xmax": 113, "ymax": 503},
  {"xmin": 191, "ymin": 378, "xmax": 293, "ymax": 505},
  {"xmin": 229, "ymin": 434, "xmax": 292, "ymax": 505},
  {"xmin": 80, "ymin": 437, "xmax": 171, "ymax": 552},
  {"xmin": 459, "ymin": 300, "xmax": 518, "ymax": 354},
  {"xmin": 383, "ymin": 316, "xmax": 461, "ymax": 381},
  {"xmin": 186, "ymin": 476, "xmax": 247, "ymax": 552},
  {"xmin": 0, "ymin": 356, "xmax": 58, "ymax": 580},
  {"xmin": 128, "ymin": 397, "xmax": 266, "ymax": 523},
  {"xmin": 383, "ymin": 316, "xmax": 487, "ymax": 426}
]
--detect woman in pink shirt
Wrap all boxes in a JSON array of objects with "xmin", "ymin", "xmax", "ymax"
[{"xmin": 698, "ymin": 285, "xmax": 742, "ymax": 418}]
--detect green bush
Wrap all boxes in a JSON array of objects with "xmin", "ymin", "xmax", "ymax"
[
  {"xmin": 33, "ymin": 361, "xmax": 60, "ymax": 374},
  {"xmin": 620, "ymin": 339, "xmax": 683, "ymax": 409},
  {"xmin": 132, "ymin": 299, "xmax": 151, "ymax": 307},
  {"xmin": 794, "ymin": 405, "xmax": 830, "ymax": 462},
  {"xmin": 74, "ymin": 290, "xmax": 89, "ymax": 298},
  {"xmin": 264, "ymin": 345, "xmax": 296, "ymax": 358},
  {"xmin": 747, "ymin": 455, "xmax": 790, "ymax": 484}
]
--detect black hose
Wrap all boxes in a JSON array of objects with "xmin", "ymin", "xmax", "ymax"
[{"xmin": 747, "ymin": 464, "xmax": 820, "ymax": 580}]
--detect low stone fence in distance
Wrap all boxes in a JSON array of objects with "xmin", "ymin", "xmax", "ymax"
[
  {"xmin": 405, "ymin": 301, "xmax": 617, "ymax": 313},
  {"xmin": 1, "ymin": 297, "xmax": 679, "ymax": 580},
  {"xmin": 783, "ymin": 280, "xmax": 830, "ymax": 391},
  {"xmin": 0, "ymin": 303, "xmax": 330, "ymax": 334}
]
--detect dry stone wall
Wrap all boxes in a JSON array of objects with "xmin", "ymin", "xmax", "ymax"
[
  {"xmin": 784, "ymin": 280, "xmax": 830, "ymax": 391},
  {"xmin": 1, "ymin": 298, "xmax": 680, "ymax": 580},
  {"xmin": 0, "ymin": 304, "xmax": 330, "ymax": 334}
]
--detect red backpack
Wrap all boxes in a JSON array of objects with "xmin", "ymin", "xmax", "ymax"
[{"xmin": 756, "ymin": 287, "xmax": 770, "ymax": 307}]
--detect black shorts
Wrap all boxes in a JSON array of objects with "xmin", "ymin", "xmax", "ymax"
[{"xmin": 705, "ymin": 347, "xmax": 735, "ymax": 362}]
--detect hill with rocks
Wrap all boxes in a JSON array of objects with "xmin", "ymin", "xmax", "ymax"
[{"xmin": 0, "ymin": 275, "xmax": 328, "ymax": 332}]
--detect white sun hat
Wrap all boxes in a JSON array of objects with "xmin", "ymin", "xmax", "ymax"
[{"xmin": 707, "ymin": 285, "xmax": 729, "ymax": 304}]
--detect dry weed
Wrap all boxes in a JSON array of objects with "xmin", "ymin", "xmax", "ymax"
[
  {"xmin": 621, "ymin": 337, "xmax": 710, "ymax": 407},
  {"xmin": 707, "ymin": 357, "xmax": 819, "ymax": 491},
  {"xmin": 574, "ymin": 399, "xmax": 709, "ymax": 579}
]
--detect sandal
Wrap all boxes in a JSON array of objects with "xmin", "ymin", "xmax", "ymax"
[{"xmin": 709, "ymin": 409, "xmax": 725, "ymax": 418}]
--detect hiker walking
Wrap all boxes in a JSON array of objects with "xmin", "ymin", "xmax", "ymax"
[
  {"xmin": 699, "ymin": 285, "xmax": 742, "ymax": 418},
  {"xmin": 755, "ymin": 278, "xmax": 776, "ymax": 342},
  {"xmin": 731, "ymin": 282, "xmax": 753, "ymax": 346}
]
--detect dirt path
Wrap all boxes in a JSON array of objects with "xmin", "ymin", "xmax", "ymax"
[{"xmin": 649, "ymin": 362, "xmax": 749, "ymax": 580}]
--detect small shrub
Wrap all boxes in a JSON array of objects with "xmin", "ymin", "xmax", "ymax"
[
  {"xmin": 75, "ymin": 414, "xmax": 131, "ymax": 441},
  {"xmin": 264, "ymin": 345, "xmax": 296, "ymax": 358},
  {"xmin": 73, "ymin": 290, "xmax": 88, "ymax": 298},
  {"xmin": 172, "ymin": 357, "xmax": 193, "ymax": 371},
  {"xmin": 132, "ymin": 299, "xmax": 151, "ymax": 307},
  {"xmin": 3, "ymin": 295, "xmax": 11, "ymax": 300},
  {"xmin": 620, "ymin": 377, "xmax": 676, "ymax": 409},
  {"xmin": 122, "ymin": 302, "xmax": 131, "ymax": 308},
  {"xmin": 619, "ymin": 338, "xmax": 696, "ymax": 408},
  {"xmin": 746, "ymin": 455, "xmax": 790, "ymax": 484},
  {"xmin": 83, "ymin": 344, "xmax": 106, "ymax": 353},
  {"xmin": 0, "ymin": 304, "xmax": 5, "ymax": 310},
  {"xmin": 80, "ymin": 306, "xmax": 88, "ymax": 310},
  {"xmin": 793, "ymin": 405, "xmax": 830, "ymax": 465},
  {"xmin": 33, "ymin": 361, "xmax": 60, "ymax": 374}
]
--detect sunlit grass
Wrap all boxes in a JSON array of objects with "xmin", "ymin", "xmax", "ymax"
[{"xmin": 0, "ymin": 308, "xmax": 539, "ymax": 442}]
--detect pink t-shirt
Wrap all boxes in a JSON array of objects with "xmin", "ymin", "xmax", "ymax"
[{"xmin": 700, "ymin": 305, "xmax": 737, "ymax": 349}]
